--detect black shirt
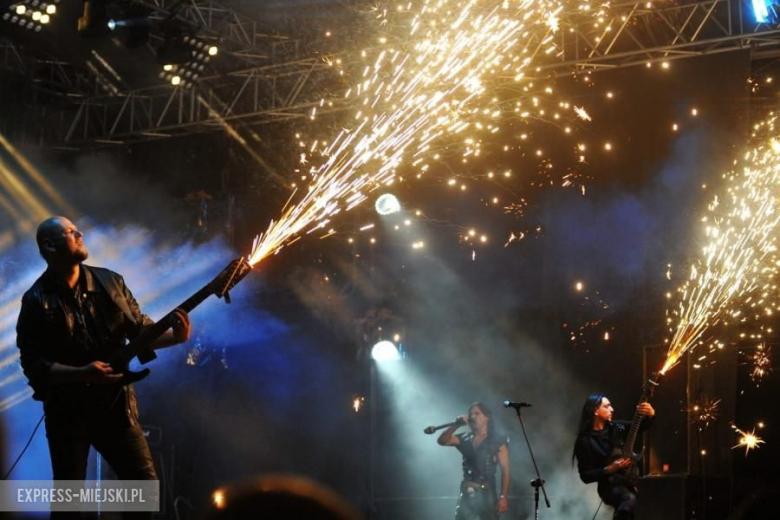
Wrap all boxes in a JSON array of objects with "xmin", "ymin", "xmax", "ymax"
[
  {"xmin": 574, "ymin": 417, "xmax": 654, "ymax": 485},
  {"xmin": 455, "ymin": 431, "xmax": 509, "ymax": 486}
]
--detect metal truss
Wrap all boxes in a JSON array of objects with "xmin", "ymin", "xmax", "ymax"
[
  {"xmin": 135, "ymin": 0, "xmax": 301, "ymax": 62},
  {"xmin": 0, "ymin": 39, "xmax": 101, "ymax": 98},
  {"xmin": 6, "ymin": 0, "xmax": 780, "ymax": 149},
  {"xmin": 548, "ymin": 0, "xmax": 780, "ymax": 73},
  {"xmin": 56, "ymin": 56, "xmax": 347, "ymax": 148}
]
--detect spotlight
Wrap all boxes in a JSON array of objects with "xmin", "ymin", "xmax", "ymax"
[
  {"xmin": 15, "ymin": 5, "xmax": 26, "ymax": 15},
  {"xmin": 375, "ymin": 193, "xmax": 401, "ymax": 215},
  {"xmin": 171, "ymin": 75, "xmax": 181, "ymax": 86},
  {"xmin": 371, "ymin": 340, "xmax": 402, "ymax": 361},
  {"xmin": 163, "ymin": 64, "xmax": 173, "ymax": 71},
  {"xmin": 46, "ymin": 4, "xmax": 56, "ymax": 15},
  {"xmin": 208, "ymin": 45, "xmax": 218, "ymax": 56},
  {"xmin": 31, "ymin": 11, "xmax": 41, "ymax": 21},
  {"xmin": 753, "ymin": 0, "xmax": 775, "ymax": 22}
]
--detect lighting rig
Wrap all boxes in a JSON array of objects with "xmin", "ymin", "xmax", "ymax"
[{"xmin": 2, "ymin": 0, "xmax": 60, "ymax": 32}]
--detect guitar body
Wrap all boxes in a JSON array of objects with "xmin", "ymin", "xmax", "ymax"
[{"xmin": 607, "ymin": 440, "xmax": 642, "ymax": 490}]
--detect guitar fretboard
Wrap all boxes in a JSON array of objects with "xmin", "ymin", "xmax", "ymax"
[{"xmin": 112, "ymin": 284, "xmax": 212, "ymax": 365}]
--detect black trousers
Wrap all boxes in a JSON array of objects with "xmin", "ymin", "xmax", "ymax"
[
  {"xmin": 599, "ymin": 484, "xmax": 637, "ymax": 520},
  {"xmin": 44, "ymin": 397, "xmax": 157, "ymax": 520},
  {"xmin": 455, "ymin": 482, "xmax": 498, "ymax": 520}
]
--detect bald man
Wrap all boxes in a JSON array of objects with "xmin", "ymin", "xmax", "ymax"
[{"xmin": 16, "ymin": 217, "xmax": 191, "ymax": 518}]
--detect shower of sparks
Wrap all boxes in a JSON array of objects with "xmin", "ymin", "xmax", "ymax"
[
  {"xmin": 687, "ymin": 396, "xmax": 721, "ymax": 431},
  {"xmin": 247, "ymin": 0, "xmax": 612, "ymax": 266},
  {"xmin": 661, "ymin": 116, "xmax": 780, "ymax": 375},
  {"xmin": 731, "ymin": 424, "xmax": 766, "ymax": 456},
  {"xmin": 573, "ymin": 106, "xmax": 592, "ymax": 121},
  {"xmin": 749, "ymin": 344, "xmax": 773, "ymax": 383}
]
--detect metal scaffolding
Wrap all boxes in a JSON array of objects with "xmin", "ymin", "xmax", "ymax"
[
  {"xmin": 547, "ymin": 0, "xmax": 780, "ymax": 73},
  {"xmin": 134, "ymin": 0, "xmax": 301, "ymax": 62},
  {"xmin": 57, "ymin": 57, "xmax": 345, "ymax": 148},
  {"xmin": 3, "ymin": 0, "xmax": 780, "ymax": 149}
]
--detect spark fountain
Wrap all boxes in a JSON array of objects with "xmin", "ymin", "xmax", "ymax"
[{"xmin": 245, "ymin": 0, "xmax": 611, "ymax": 267}]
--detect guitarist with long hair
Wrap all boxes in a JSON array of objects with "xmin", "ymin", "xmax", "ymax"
[
  {"xmin": 16, "ymin": 217, "xmax": 192, "ymax": 517},
  {"xmin": 572, "ymin": 393, "xmax": 655, "ymax": 520}
]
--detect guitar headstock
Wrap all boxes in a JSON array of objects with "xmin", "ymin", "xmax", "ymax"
[
  {"xmin": 641, "ymin": 371, "xmax": 663, "ymax": 401},
  {"xmin": 209, "ymin": 257, "xmax": 253, "ymax": 303}
]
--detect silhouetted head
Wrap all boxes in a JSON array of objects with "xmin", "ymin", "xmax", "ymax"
[{"xmin": 36, "ymin": 216, "xmax": 88, "ymax": 265}]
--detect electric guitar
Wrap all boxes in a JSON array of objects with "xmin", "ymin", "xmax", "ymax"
[
  {"xmin": 607, "ymin": 372, "xmax": 662, "ymax": 490},
  {"xmin": 96, "ymin": 257, "xmax": 252, "ymax": 407}
]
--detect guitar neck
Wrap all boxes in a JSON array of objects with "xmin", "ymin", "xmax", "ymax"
[
  {"xmin": 622, "ymin": 399, "xmax": 647, "ymax": 455},
  {"xmin": 113, "ymin": 284, "xmax": 213, "ymax": 365},
  {"xmin": 623, "ymin": 376, "xmax": 659, "ymax": 455}
]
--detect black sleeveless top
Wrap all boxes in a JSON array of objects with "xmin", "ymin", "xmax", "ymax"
[{"xmin": 455, "ymin": 431, "xmax": 509, "ymax": 486}]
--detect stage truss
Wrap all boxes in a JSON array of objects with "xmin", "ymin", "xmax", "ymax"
[{"xmin": 1, "ymin": 0, "xmax": 779, "ymax": 150}]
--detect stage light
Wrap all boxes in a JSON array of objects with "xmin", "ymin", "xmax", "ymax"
[
  {"xmin": 375, "ymin": 193, "xmax": 401, "ymax": 215},
  {"xmin": 15, "ymin": 5, "xmax": 26, "ymax": 15},
  {"xmin": 753, "ymin": 0, "xmax": 773, "ymax": 23},
  {"xmin": 46, "ymin": 4, "xmax": 56, "ymax": 15},
  {"xmin": 371, "ymin": 340, "xmax": 402, "ymax": 361},
  {"xmin": 40, "ymin": 13, "xmax": 49, "ymax": 24},
  {"xmin": 163, "ymin": 64, "xmax": 173, "ymax": 71},
  {"xmin": 171, "ymin": 75, "xmax": 181, "ymax": 86},
  {"xmin": 208, "ymin": 45, "xmax": 218, "ymax": 56},
  {"xmin": 31, "ymin": 11, "xmax": 41, "ymax": 21}
]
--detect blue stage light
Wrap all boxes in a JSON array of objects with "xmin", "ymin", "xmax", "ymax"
[{"xmin": 753, "ymin": 0, "xmax": 772, "ymax": 23}]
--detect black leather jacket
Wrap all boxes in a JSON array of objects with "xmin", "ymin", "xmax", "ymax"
[{"xmin": 16, "ymin": 264, "xmax": 152, "ymax": 420}]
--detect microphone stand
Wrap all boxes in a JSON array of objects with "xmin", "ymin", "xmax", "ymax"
[{"xmin": 509, "ymin": 407, "xmax": 550, "ymax": 519}]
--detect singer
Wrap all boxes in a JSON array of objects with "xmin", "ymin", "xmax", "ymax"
[
  {"xmin": 437, "ymin": 403, "xmax": 510, "ymax": 519},
  {"xmin": 572, "ymin": 394, "xmax": 655, "ymax": 520}
]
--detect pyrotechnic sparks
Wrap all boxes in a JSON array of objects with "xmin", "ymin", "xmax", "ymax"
[
  {"xmin": 247, "ymin": 0, "xmax": 607, "ymax": 266},
  {"xmin": 574, "ymin": 106, "xmax": 592, "ymax": 121},
  {"xmin": 688, "ymin": 396, "xmax": 721, "ymax": 431},
  {"xmin": 748, "ymin": 343, "xmax": 773, "ymax": 383},
  {"xmin": 661, "ymin": 116, "xmax": 780, "ymax": 374},
  {"xmin": 731, "ymin": 424, "xmax": 766, "ymax": 456}
]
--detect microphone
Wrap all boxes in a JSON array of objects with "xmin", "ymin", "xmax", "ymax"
[{"xmin": 503, "ymin": 400, "xmax": 532, "ymax": 409}]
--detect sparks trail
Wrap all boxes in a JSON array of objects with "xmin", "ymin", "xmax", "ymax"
[
  {"xmin": 661, "ymin": 116, "xmax": 780, "ymax": 375},
  {"xmin": 247, "ymin": 1, "xmax": 611, "ymax": 266}
]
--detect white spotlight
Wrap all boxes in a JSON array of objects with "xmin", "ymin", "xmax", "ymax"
[
  {"xmin": 208, "ymin": 45, "xmax": 218, "ymax": 56},
  {"xmin": 371, "ymin": 340, "xmax": 402, "ymax": 361},
  {"xmin": 375, "ymin": 193, "xmax": 401, "ymax": 215}
]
